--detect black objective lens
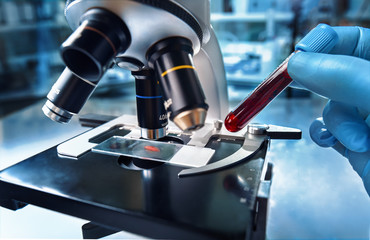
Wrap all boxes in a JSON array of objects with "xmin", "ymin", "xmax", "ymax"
[
  {"xmin": 61, "ymin": 8, "xmax": 131, "ymax": 81},
  {"xmin": 147, "ymin": 37, "xmax": 208, "ymax": 131},
  {"xmin": 133, "ymin": 69, "xmax": 168, "ymax": 139},
  {"xmin": 42, "ymin": 68, "xmax": 97, "ymax": 123}
]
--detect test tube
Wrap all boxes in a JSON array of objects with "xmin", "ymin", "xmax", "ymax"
[{"xmin": 224, "ymin": 24, "xmax": 339, "ymax": 132}]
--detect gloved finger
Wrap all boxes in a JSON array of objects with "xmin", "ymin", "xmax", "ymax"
[
  {"xmin": 332, "ymin": 142, "xmax": 370, "ymax": 195},
  {"xmin": 309, "ymin": 117, "xmax": 369, "ymax": 174},
  {"xmin": 309, "ymin": 117, "xmax": 337, "ymax": 148},
  {"xmin": 287, "ymin": 52, "xmax": 370, "ymax": 112},
  {"xmin": 333, "ymin": 142, "xmax": 370, "ymax": 177},
  {"xmin": 323, "ymin": 101, "xmax": 370, "ymax": 152},
  {"xmin": 330, "ymin": 26, "xmax": 370, "ymax": 60}
]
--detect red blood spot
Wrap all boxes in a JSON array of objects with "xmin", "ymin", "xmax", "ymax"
[{"xmin": 144, "ymin": 145, "xmax": 160, "ymax": 152}]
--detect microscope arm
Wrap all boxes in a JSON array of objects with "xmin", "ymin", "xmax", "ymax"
[{"xmin": 194, "ymin": 27, "xmax": 229, "ymax": 121}]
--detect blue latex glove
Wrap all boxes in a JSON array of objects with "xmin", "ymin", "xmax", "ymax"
[{"xmin": 287, "ymin": 26, "xmax": 370, "ymax": 195}]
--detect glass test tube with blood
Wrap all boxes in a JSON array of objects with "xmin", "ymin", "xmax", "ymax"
[
  {"xmin": 225, "ymin": 55, "xmax": 294, "ymax": 132},
  {"xmin": 224, "ymin": 24, "xmax": 339, "ymax": 132}
]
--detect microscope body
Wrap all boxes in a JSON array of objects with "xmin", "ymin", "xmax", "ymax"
[{"xmin": 43, "ymin": 0, "xmax": 228, "ymax": 138}]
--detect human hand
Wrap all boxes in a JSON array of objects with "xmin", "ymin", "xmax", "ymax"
[{"xmin": 287, "ymin": 26, "xmax": 370, "ymax": 195}]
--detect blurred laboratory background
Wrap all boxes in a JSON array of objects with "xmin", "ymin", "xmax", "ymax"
[
  {"xmin": 0, "ymin": 0, "xmax": 369, "ymax": 239},
  {"xmin": 0, "ymin": 0, "xmax": 369, "ymax": 116}
]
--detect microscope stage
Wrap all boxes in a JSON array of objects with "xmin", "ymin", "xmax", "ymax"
[
  {"xmin": 0, "ymin": 146, "xmax": 266, "ymax": 240},
  {"xmin": 0, "ymin": 115, "xmax": 302, "ymax": 239},
  {"xmin": 0, "ymin": 126, "xmax": 269, "ymax": 240}
]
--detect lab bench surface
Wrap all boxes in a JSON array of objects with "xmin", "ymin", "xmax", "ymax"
[{"xmin": 0, "ymin": 95, "xmax": 369, "ymax": 239}]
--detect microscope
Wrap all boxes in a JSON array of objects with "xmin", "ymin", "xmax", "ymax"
[
  {"xmin": 0, "ymin": 1, "xmax": 301, "ymax": 239},
  {"xmin": 42, "ymin": 0, "xmax": 229, "ymax": 138}
]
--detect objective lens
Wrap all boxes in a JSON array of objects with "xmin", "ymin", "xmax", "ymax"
[
  {"xmin": 133, "ymin": 69, "xmax": 168, "ymax": 139},
  {"xmin": 147, "ymin": 37, "xmax": 208, "ymax": 131},
  {"xmin": 61, "ymin": 8, "xmax": 131, "ymax": 81},
  {"xmin": 42, "ymin": 68, "xmax": 97, "ymax": 123}
]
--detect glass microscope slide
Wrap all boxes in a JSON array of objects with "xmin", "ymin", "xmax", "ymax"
[{"xmin": 92, "ymin": 136, "xmax": 215, "ymax": 168}]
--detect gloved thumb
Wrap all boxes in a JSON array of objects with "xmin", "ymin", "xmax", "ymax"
[{"xmin": 287, "ymin": 52, "xmax": 370, "ymax": 112}]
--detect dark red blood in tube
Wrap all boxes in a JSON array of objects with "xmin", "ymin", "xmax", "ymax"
[{"xmin": 225, "ymin": 60, "xmax": 293, "ymax": 132}]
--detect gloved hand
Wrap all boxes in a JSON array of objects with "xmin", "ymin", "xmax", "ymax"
[{"xmin": 287, "ymin": 26, "xmax": 370, "ymax": 195}]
